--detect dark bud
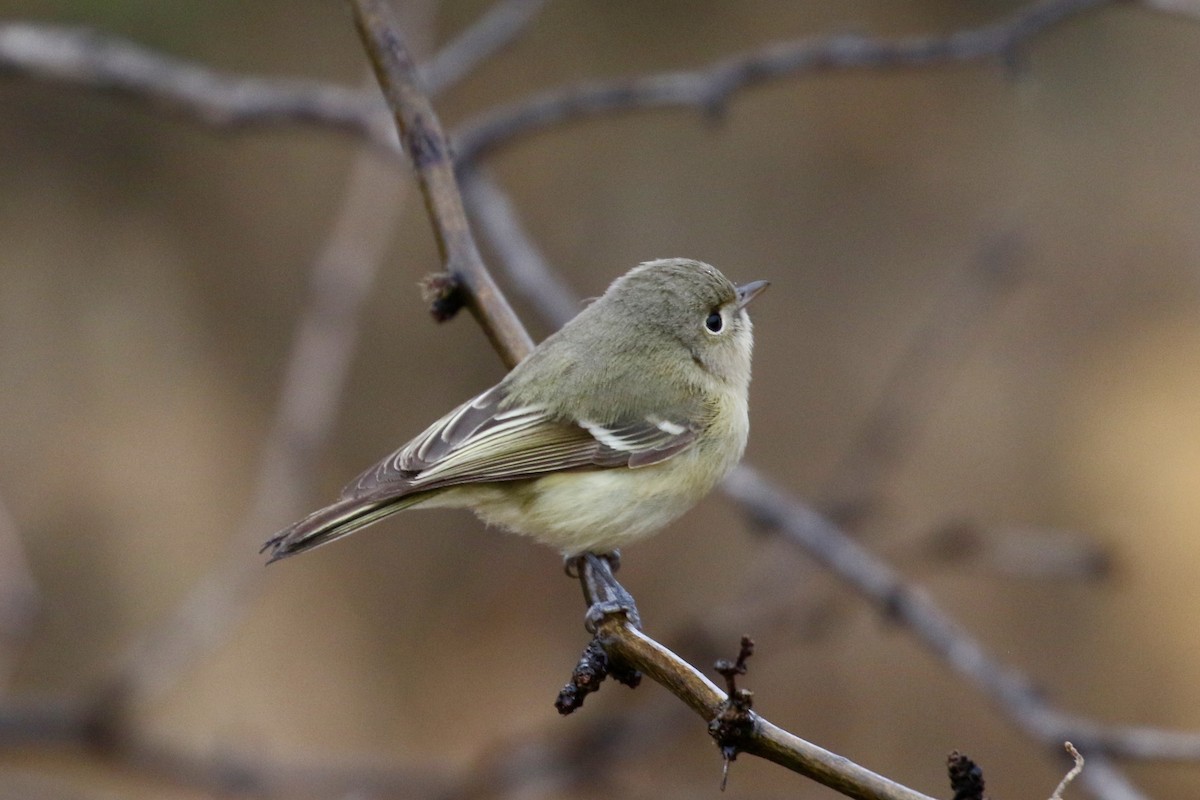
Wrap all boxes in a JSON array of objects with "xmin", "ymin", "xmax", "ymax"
[
  {"xmin": 947, "ymin": 750, "xmax": 987, "ymax": 800},
  {"xmin": 420, "ymin": 272, "xmax": 466, "ymax": 322}
]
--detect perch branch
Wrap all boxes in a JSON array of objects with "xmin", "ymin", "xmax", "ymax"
[{"xmin": 593, "ymin": 615, "xmax": 936, "ymax": 800}]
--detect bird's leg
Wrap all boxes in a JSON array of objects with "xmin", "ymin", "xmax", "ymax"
[
  {"xmin": 555, "ymin": 551, "xmax": 644, "ymax": 713},
  {"xmin": 576, "ymin": 551, "xmax": 641, "ymax": 632},
  {"xmin": 562, "ymin": 549, "xmax": 619, "ymax": 578}
]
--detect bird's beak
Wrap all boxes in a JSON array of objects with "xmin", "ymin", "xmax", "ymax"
[{"xmin": 735, "ymin": 280, "xmax": 770, "ymax": 310}]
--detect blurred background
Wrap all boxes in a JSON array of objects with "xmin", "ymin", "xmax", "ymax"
[{"xmin": 2, "ymin": 1, "xmax": 1200, "ymax": 797}]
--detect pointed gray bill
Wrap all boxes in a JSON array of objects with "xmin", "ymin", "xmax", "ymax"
[{"xmin": 736, "ymin": 280, "xmax": 770, "ymax": 310}]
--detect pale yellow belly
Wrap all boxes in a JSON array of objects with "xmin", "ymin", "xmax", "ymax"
[{"xmin": 421, "ymin": 395, "xmax": 749, "ymax": 555}]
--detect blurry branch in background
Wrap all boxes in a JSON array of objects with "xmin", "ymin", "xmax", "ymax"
[
  {"xmin": 451, "ymin": 0, "xmax": 1114, "ymax": 164},
  {"xmin": 917, "ymin": 521, "xmax": 1113, "ymax": 581},
  {"xmin": 0, "ymin": 494, "xmax": 38, "ymax": 693},
  {"xmin": 0, "ymin": 0, "xmax": 543, "ymax": 155},
  {"xmin": 92, "ymin": 0, "xmax": 547, "ymax": 713},
  {"xmin": 422, "ymin": 0, "xmax": 547, "ymax": 91},
  {"xmin": 718, "ymin": 468, "xmax": 1200, "ymax": 800},
  {"xmin": 3, "ymin": 0, "xmax": 1184, "ymax": 172},
  {"xmin": 0, "ymin": 700, "xmax": 450, "ymax": 798},
  {"xmin": 0, "ymin": 689, "xmax": 451, "ymax": 797},
  {"xmin": 0, "ymin": 21, "xmax": 392, "ymax": 147},
  {"xmin": 1141, "ymin": 0, "xmax": 1200, "ymax": 20}
]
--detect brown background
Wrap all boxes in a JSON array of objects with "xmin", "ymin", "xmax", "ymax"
[{"xmin": 3, "ymin": 1, "xmax": 1200, "ymax": 797}]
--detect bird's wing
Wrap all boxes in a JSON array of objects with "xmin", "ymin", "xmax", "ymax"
[
  {"xmin": 262, "ymin": 385, "xmax": 697, "ymax": 562},
  {"xmin": 343, "ymin": 384, "xmax": 698, "ymax": 498}
]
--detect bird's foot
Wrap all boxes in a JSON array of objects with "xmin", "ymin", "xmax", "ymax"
[{"xmin": 568, "ymin": 551, "xmax": 640, "ymax": 632}]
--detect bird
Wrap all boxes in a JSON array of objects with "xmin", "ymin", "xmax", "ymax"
[{"xmin": 262, "ymin": 257, "xmax": 767, "ymax": 563}]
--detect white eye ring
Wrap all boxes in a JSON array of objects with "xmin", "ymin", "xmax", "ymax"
[{"xmin": 705, "ymin": 311, "xmax": 724, "ymax": 334}]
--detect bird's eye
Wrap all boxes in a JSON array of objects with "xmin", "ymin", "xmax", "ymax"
[{"xmin": 705, "ymin": 311, "xmax": 724, "ymax": 333}]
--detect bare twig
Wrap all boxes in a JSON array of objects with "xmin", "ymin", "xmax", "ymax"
[
  {"xmin": 351, "ymin": 0, "xmax": 533, "ymax": 367},
  {"xmin": 0, "ymin": 21, "xmax": 394, "ymax": 147},
  {"xmin": 451, "ymin": 0, "xmax": 1111, "ymax": 166},
  {"xmin": 0, "ymin": 696, "xmax": 450, "ymax": 798},
  {"xmin": 1051, "ymin": 742, "xmax": 1085, "ymax": 800},
  {"xmin": 592, "ymin": 613, "xmax": 936, "ymax": 800},
  {"xmin": 459, "ymin": 167, "xmax": 581, "ymax": 328},
  {"xmin": 5, "ymin": 0, "xmax": 1158, "ymax": 170},
  {"xmin": 424, "ymin": 0, "xmax": 547, "ymax": 91}
]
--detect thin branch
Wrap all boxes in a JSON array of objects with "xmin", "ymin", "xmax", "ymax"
[
  {"xmin": 593, "ymin": 614, "xmax": 936, "ymax": 800},
  {"xmin": 351, "ymin": 0, "xmax": 533, "ymax": 367},
  {"xmin": 450, "ymin": 0, "xmax": 1112, "ymax": 166},
  {"xmin": 424, "ymin": 0, "xmax": 547, "ymax": 91},
  {"xmin": 5, "ymin": 0, "xmax": 1162, "ymax": 169},
  {"xmin": 460, "ymin": 167, "xmax": 582, "ymax": 328},
  {"xmin": 0, "ymin": 0, "xmax": 543, "ymax": 154},
  {"xmin": 0, "ymin": 21, "xmax": 394, "ymax": 148}
]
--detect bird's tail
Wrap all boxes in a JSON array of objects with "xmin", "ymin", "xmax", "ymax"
[{"xmin": 261, "ymin": 492, "xmax": 426, "ymax": 563}]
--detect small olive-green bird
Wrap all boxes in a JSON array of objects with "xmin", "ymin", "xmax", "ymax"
[{"xmin": 262, "ymin": 258, "xmax": 767, "ymax": 562}]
